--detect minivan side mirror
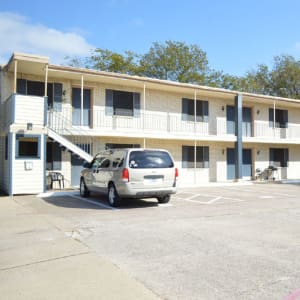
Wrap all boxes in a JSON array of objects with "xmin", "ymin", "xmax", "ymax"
[{"xmin": 83, "ymin": 161, "xmax": 91, "ymax": 168}]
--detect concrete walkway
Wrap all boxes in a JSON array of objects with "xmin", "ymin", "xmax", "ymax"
[{"xmin": 0, "ymin": 195, "xmax": 159, "ymax": 300}]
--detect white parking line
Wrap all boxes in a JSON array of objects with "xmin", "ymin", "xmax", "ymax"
[{"xmin": 207, "ymin": 196, "xmax": 223, "ymax": 204}]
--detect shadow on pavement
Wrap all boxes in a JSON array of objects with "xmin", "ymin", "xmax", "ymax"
[{"xmin": 40, "ymin": 192, "xmax": 159, "ymax": 210}]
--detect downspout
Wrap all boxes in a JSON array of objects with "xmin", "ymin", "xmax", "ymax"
[
  {"xmin": 44, "ymin": 64, "xmax": 49, "ymax": 192},
  {"xmin": 273, "ymin": 100, "xmax": 276, "ymax": 138},
  {"xmin": 10, "ymin": 59, "xmax": 18, "ymax": 196},
  {"xmin": 81, "ymin": 75, "xmax": 84, "ymax": 126},
  {"xmin": 8, "ymin": 133, "xmax": 13, "ymax": 197},
  {"xmin": 235, "ymin": 94, "xmax": 243, "ymax": 180},
  {"xmin": 13, "ymin": 60, "xmax": 17, "ymax": 94},
  {"xmin": 194, "ymin": 90, "xmax": 197, "ymax": 184},
  {"xmin": 143, "ymin": 83, "xmax": 146, "ymax": 148},
  {"xmin": 44, "ymin": 64, "xmax": 48, "ymax": 127}
]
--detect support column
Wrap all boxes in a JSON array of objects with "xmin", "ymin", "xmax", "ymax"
[
  {"xmin": 44, "ymin": 64, "xmax": 49, "ymax": 126},
  {"xmin": 13, "ymin": 60, "xmax": 18, "ymax": 94},
  {"xmin": 81, "ymin": 75, "xmax": 84, "ymax": 126},
  {"xmin": 235, "ymin": 94, "xmax": 243, "ymax": 180},
  {"xmin": 143, "ymin": 83, "xmax": 146, "ymax": 148}
]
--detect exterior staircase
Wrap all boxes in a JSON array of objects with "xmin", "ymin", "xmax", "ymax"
[
  {"xmin": 47, "ymin": 110, "xmax": 93, "ymax": 163},
  {"xmin": 47, "ymin": 128, "xmax": 93, "ymax": 162}
]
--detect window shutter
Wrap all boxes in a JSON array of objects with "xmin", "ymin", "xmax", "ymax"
[
  {"xmin": 283, "ymin": 110, "xmax": 288, "ymax": 128},
  {"xmin": 204, "ymin": 146, "xmax": 209, "ymax": 168},
  {"xmin": 182, "ymin": 98, "xmax": 189, "ymax": 121},
  {"xmin": 203, "ymin": 101, "xmax": 209, "ymax": 122},
  {"xmin": 17, "ymin": 79, "xmax": 27, "ymax": 95},
  {"xmin": 283, "ymin": 148, "xmax": 289, "ymax": 167},
  {"xmin": 53, "ymin": 83, "xmax": 62, "ymax": 112},
  {"xmin": 182, "ymin": 146, "xmax": 188, "ymax": 168},
  {"xmin": 269, "ymin": 108, "xmax": 274, "ymax": 127},
  {"xmin": 105, "ymin": 89, "xmax": 114, "ymax": 116},
  {"xmin": 269, "ymin": 148, "xmax": 275, "ymax": 166},
  {"xmin": 133, "ymin": 93, "xmax": 140, "ymax": 117}
]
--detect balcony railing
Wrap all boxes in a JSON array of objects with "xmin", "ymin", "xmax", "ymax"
[
  {"xmin": 47, "ymin": 107, "xmax": 300, "ymax": 141},
  {"xmin": 55, "ymin": 107, "xmax": 211, "ymax": 137},
  {"xmin": 5, "ymin": 95, "xmax": 300, "ymax": 142},
  {"xmin": 254, "ymin": 121, "xmax": 300, "ymax": 140}
]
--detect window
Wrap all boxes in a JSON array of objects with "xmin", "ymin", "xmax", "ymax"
[
  {"xmin": 17, "ymin": 79, "xmax": 63, "ymax": 111},
  {"xmin": 98, "ymin": 158, "xmax": 110, "ymax": 168},
  {"xmin": 269, "ymin": 108, "xmax": 288, "ymax": 128},
  {"xmin": 182, "ymin": 146, "xmax": 209, "ymax": 168},
  {"xmin": 105, "ymin": 89, "xmax": 140, "ymax": 117},
  {"xmin": 105, "ymin": 143, "xmax": 140, "ymax": 149},
  {"xmin": 46, "ymin": 142, "xmax": 62, "ymax": 170},
  {"xmin": 182, "ymin": 98, "xmax": 208, "ymax": 122},
  {"xmin": 129, "ymin": 150, "xmax": 174, "ymax": 169},
  {"xmin": 16, "ymin": 135, "xmax": 40, "ymax": 159},
  {"xmin": 270, "ymin": 148, "xmax": 289, "ymax": 167}
]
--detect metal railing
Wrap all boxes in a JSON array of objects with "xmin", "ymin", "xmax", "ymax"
[
  {"xmin": 47, "ymin": 109, "xmax": 93, "ymax": 155},
  {"xmin": 254, "ymin": 121, "xmax": 300, "ymax": 140}
]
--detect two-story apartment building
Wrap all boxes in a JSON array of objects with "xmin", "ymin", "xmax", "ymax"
[{"xmin": 1, "ymin": 52, "xmax": 300, "ymax": 195}]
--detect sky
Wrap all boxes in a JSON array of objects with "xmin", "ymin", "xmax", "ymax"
[{"xmin": 1, "ymin": 0, "xmax": 300, "ymax": 76}]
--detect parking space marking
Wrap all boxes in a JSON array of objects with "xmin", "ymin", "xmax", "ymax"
[{"xmin": 175, "ymin": 192, "xmax": 245, "ymax": 205}]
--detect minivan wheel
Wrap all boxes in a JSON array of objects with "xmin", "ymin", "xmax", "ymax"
[
  {"xmin": 108, "ymin": 183, "xmax": 121, "ymax": 207},
  {"xmin": 80, "ymin": 178, "xmax": 90, "ymax": 197},
  {"xmin": 157, "ymin": 195, "xmax": 170, "ymax": 204}
]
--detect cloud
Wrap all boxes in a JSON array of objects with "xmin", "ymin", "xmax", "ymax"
[{"xmin": 0, "ymin": 12, "xmax": 95, "ymax": 65}]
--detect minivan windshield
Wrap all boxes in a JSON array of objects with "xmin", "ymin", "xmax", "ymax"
[{"xmin": 129, "ymin": 150, "xmax": 174, "ymax": 169}]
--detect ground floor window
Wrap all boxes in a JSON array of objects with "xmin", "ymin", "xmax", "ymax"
[
  {"xmin": 182, "ymin": 146, "xmax": 209, "ymax": 168},
  {"xmin": 16, "ymin": 135, "xmax": 40, "ymax": 159},
  {"xmin": 270, "ymin": 148, "xmax": 289, "ymax": 167}
]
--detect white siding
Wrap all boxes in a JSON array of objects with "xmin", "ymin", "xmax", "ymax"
[
  {"xmin": 14, "ymin": 95, "xmax": 45, "ymax": 126},
  {"xmin": 12, "ymin": 134, "xmax": 45, "ymax": 194}
]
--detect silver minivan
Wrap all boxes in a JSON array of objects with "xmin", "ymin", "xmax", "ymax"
[{"xmin": 80, "ymin": 148, "xmax": 178, "ymax": 206}]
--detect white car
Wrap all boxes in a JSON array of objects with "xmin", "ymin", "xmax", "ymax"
[{"xmin": 80, "ymin": 148, "xmax": 178, "ymax": 206}]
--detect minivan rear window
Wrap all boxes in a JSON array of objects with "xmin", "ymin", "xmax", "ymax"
[{"xmin": 129, "ymin": 151, "xmax": 174, "ymax": 168}]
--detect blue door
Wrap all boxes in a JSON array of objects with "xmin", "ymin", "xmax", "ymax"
[
  {"xmin": 227, "ymin": 148, "xmax": 252, "ymax": 180},
  {"xmin": 242, "ymin": 149, "xmax": 252, "ymax": 178},
  {"xmin": 226, "ymin": 105, "xmax": 235, "ymax": 134},
  {"xmin": 72, "ymin": 88, "xmax": 91, "ymax": 126},
  {"xmin": 227, "ymin": 148, "xmax": 235, "ymax": 180}
]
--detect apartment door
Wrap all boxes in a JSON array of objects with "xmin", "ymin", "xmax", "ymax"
[
  {"xmin": 72, "ymin": 88, "xmax": 91, "ymax": 126},
  {"xmin": 242, "ymin": 149, "xmax": 252, "ymax": 178},
  {"xmin": 71, "ymin": 156, "xmax": 84, "ymax": 187},
  {"xmin": 227, "ymin": 148, "xmax": 236, "ymax": 180},
  {"xmin": 227, "ymin": 148, "xmax": 252, "ymax": 180},
  {"xmin": 71, "ymin": 144, "xmax": 92, "ymax": 186}
]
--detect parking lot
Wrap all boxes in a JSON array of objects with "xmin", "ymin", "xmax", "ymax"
[{"xmin": 13, "ymin": 183, "xmax": 300, "ymax": 299}]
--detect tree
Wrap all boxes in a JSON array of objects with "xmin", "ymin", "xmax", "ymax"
[
  {"xmin": 66, "ymin": 41, "xmax": 212, "ymax": 84},
  {"xmin": 65, "ymin": 42, "xmax": 300, "ymax": 99},
  {"xmin": 139, "ymin": 40, "xmax": 210, "ymax": 84},
  {"xmin": 270, "ymin": 55, "xmax": 300, "ymax": 98},
  {"xmin": 241, "ymin": 64, "xmax": 272, "ymax": 95},
  {"xmin": 85, "ymin": 48, "xmax": 139, "ymax": 75}
]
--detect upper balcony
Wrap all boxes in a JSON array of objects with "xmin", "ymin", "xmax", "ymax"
[
  {"xmin": 3, "ymin": 94, "xmax": 300, "ymax": 144},
  {"xmin": 48, "ymin": 106, "xmax": 300, "ymax": 143}
]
